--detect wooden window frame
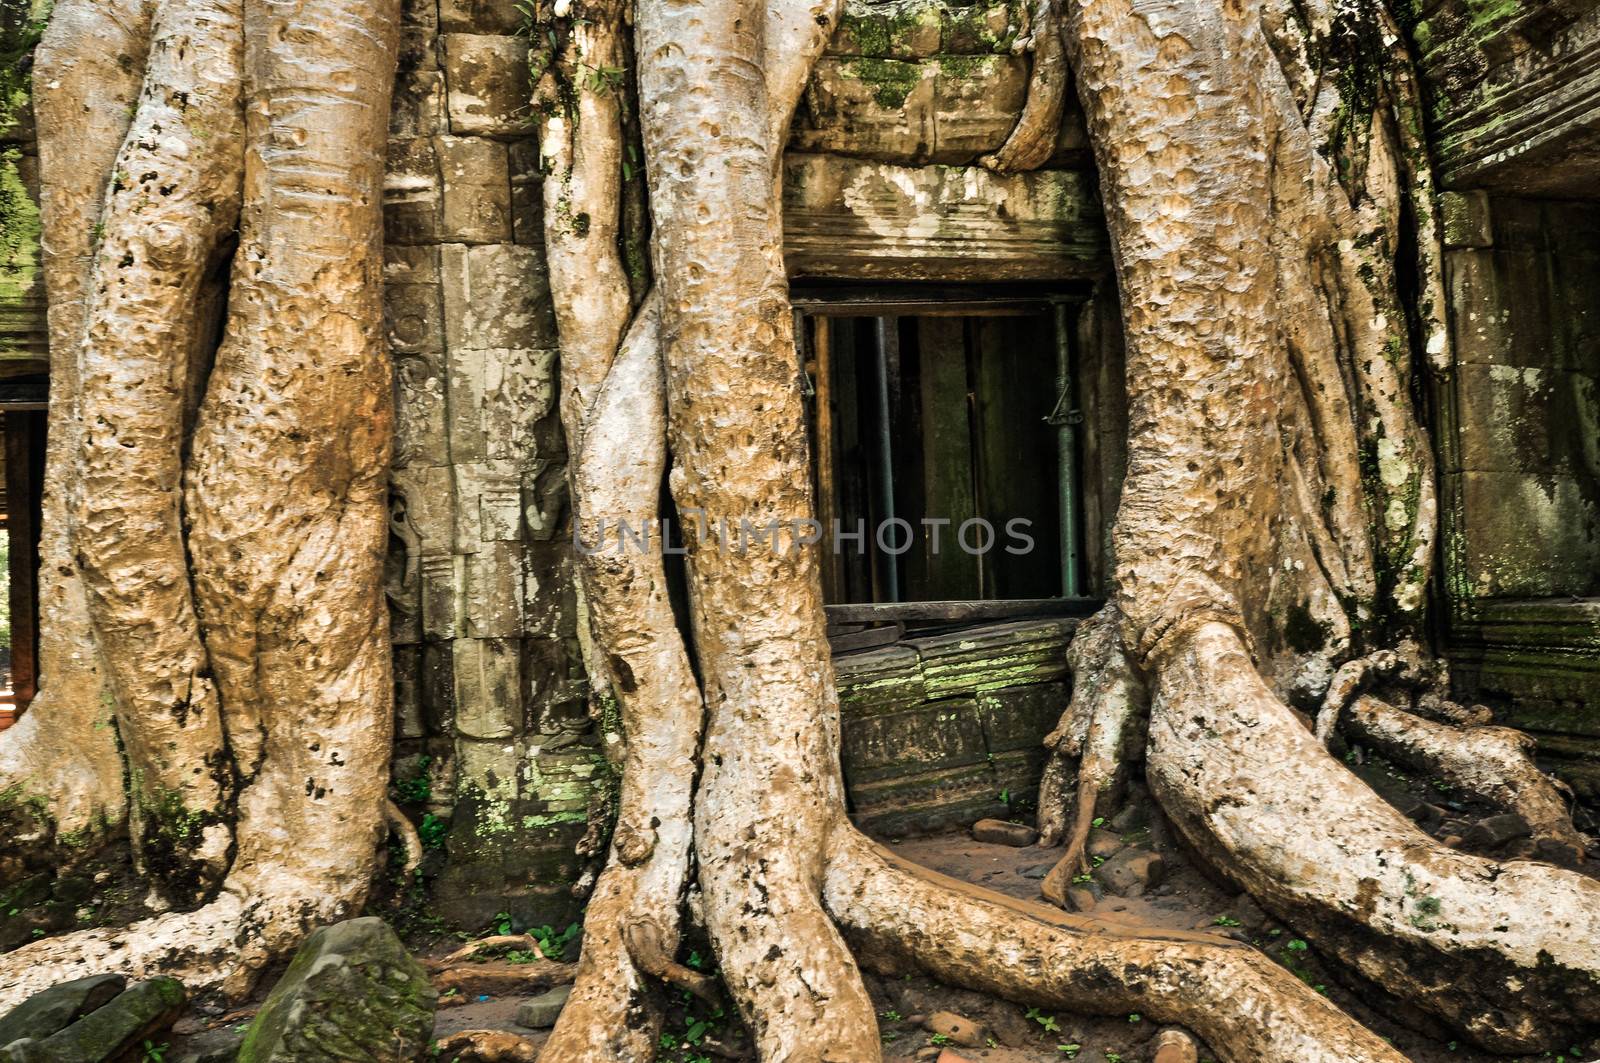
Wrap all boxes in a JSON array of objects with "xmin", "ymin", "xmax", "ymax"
[{"xmin": 793, "ymin": 284, "xmax": 1104, "ymax": 627}]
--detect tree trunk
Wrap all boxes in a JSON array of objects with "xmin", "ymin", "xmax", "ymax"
[
  {"xmin": 0, "ymin": 0, "xmax": 400, "ymax": 1007},
  {"xmin": 0, "ymin": 0, "xmax": 148, "ymax": 877}
]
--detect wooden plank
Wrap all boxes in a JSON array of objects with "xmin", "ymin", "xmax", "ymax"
[
  {"xmin": 825, "ymin": 597, "xmax": 1098, "ymax": 624},
  {"xmin": 973, "ymin": 314, "xmax": 1062, "ymax": 599},
  {"xmin": 811, "ymin": 315, "xmax": 843, "ymax": 601},
  {"xmin": 909, "ymin": 316, "xmax": 978, "ymax": 601}
]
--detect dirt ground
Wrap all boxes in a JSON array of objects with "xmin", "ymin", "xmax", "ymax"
[{"xmin": 151, "ymin": 757, "xmax": 1600, "ymax": 1063}]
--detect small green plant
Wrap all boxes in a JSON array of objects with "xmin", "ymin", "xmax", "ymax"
[
  {"xmin": 929, "ymin": 1033, "xmax": 952, "ymax": 1046},
  {"xmin": 396, "ymin": 757, "xmax": 432, "ymax": 803},
  {"xmin": 880, "ymin": 1008, "xmax": 902, "ymax": 1021},
  {"xmin": 1285, "ymin": 938, "xmax": 1309, "ymax": 953},
  {"xmin": 1027, "ymin": 1006, "xmax": 1061, "ymax": 1033},
  {"xmin": 1105, "ymin": 1053, "xmax": 1123, "ymax": 1063},
  {"xmin": 1057, "ymin": 1045, "xmax": 1080, "ymax": 1058},
  {"xmin": 1072, "ymin": 873, "xmax": 1093, "ymax": 885},
  {"xmin": 1128, "ymin": 1012, "xmax": 1141, "ymax": 1022},
  {"xmin": 1212, "ymin": 915, "xmax": 1241, "ymax": 927},
  {"xmin": 492, "ymin": 910, "xmax": 515, "ymax": 936},
  {"xmin": 531, "ymin": 922, "xmax": 582, "ymax": 961},
  {"xmin": 142, "ymin": 1041, "xmax": 168, "ymax": 1063},
  {"xmin": 1091, "ymin": 817, "xmax": 1105, "ymax": 828},
  {"xmin": 419, "ymin": 812, "xmax": 448, "ymax": 849}
]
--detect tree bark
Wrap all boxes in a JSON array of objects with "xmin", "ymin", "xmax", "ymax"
[
  {"xmin": 0, "ymin": 0, "xmax": 149, "ymax": 876},
  {"xmin": 74, "ymin": 0, "xmax": 244, "ymax": 902},
  {"xmin": 0, "ymin": 0, "xmax": 400, "ymax": 1007}
]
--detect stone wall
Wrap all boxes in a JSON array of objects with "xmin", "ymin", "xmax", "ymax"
[
  {"xmin": 1438, "ymin": 193, "xmax": 1600, "ymax": 797},
  {"xmin": 382, "ymin": 0, "xmax": 601, "ymax": 929},
  {"xmin": 1410, "ymin": 0, "xmax": 1600, "ymax": 197}
]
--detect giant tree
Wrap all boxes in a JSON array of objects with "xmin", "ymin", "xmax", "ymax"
[{"xmin": 1, "ymin": 0, "xmax": 1597, "ymax": 1058}]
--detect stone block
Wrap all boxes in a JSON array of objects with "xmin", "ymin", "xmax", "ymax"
[
  {"xmin": 830, "ymin": 0, "xmax": 943, "ymax": 58},
  {"xmin": 908, "ymin": 619, "xmax": 1074, "ymax": 699},
  {"xmin": 976, "ymin": 681, "xmax": 1067, "ymax": 753},
  {"xmin": 509, "ymin": 141, "xmax": 545, "ymax": 246},
  {"xmin": 940, "ymin": 0, "xmax": 1021, "ymax": 53},
  {"xmin": 465, "ymin": 541, "xmax": 524, "ymax": 638},
  {"xmin": 390, "ymin": 68, "xmax": 446, "ymax": 138},
  {"xmin": 453, "ymin": 636, "xmax": 523, "ymax": 739},
  {"xmin": 450, "ymin": 460, "xmax": 522, "ymax": 548},
  {"xmin": 793, "ymin": 57, "xmax": 936, "ymax": 162},
  {"xmin": 1454, "ymin": 362, "xmax": 1597, "ymax": 477},
  {"xmin": 484, "ymin": 348, "xmax": 558, "ymax": 464},
  {"xmin": 420, "ymin": 552, "xmax": 462, "ymax": 640},
  {"xmin": 514, "ymin": 985, "xmax": 571, "ymax": 1029},
  {"xmin": 236, "ymin": 919, "xmax": 434, "ymax": 1063},
  {"xmin": 384, "ymin": 137, "xmax": 441, "ymax": 245},
  {"xmin": 848, "ymin": 761, "xmax": 1003, "ymax": 835},
  {"xmin": 840, "ymin": 697, "xmax": 987, "ymax": 784},
  {"xmin": 441, "ymin": 243, "xmax": 555, "ymax": 351},
  {"xmin": 385, "ymin": 243, "xmax": 445, "ymax": 353},
  {"xmin": 1452, "ymin": 469, "xmax": 1600, "ymax": 598},
  {"xmin": 0, "ymin": 975, "xmax": 125, "ymax": 1047},
  {"xmin": 394, "ymin": 645, "xmax": 426, "ymax": 737},
  {"xmin": 442, "ymin": 34, "xmax": 533, "ymax": 136},
  {"xmin": 29, "ymin": 978, "xmax": 185, "ymax": 1063},
  {"xmin": 437, "ymin": 135, "xmax": 512, "ymax": 243},
  {"xmin": 931, "ymin": 54, "xmax": 1028, "ymax": 160},
  {"xmin": 834, "ymin": 643, "xmax": 927, "ymax": 712},
  {"xmin": 971, "ymin": 818, "xmax": 1037, "ymax": 846},
  {"xmin": 440, "ymin": 0, "xmax": 525, "ymax": 34},
  {"xmin": 1441, "ymin": 190, "xmax": 1493, "ymax": 248},
  {"xmin": 783, "ymin": 153, "xmax": 1108, "ymax": 281}
]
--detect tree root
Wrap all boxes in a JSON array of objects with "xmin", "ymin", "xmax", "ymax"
[
  {"xmin": 1147, "ymin": 621, "xmax": 1600, "ymax": 1052},
  {"xmin": 437, "ymin": 935, "xmax": 543, "ymax": 967},
  {"xmin": 0, "ymin": 0, "xmax": 151, "ymax": 874},
  {"xmin": 1312, "ymin": 651, "xmax": 1585, "ymax": 859},
  {"xmin": 385, "ymin": 799, "xmax": 425, "ymax": 879},
  {"xmin": 1039, "ymin": 611, "xmax": 1145, "ymax": 906},
  {"xmin": 433, "ymin": 1031, "xmax": 540, "ymax": 1062},
  {"xmin": 1343, "ymin": 694, "xmax": 1586, "ymax": 862},
  {"xmin": 824, "ymin": 831, "xmax": 1406, "ymax": 1063},
  {"xmin": 979, "ymin": 0, "xmax": 1068, "ymax": 173},
  {"xmin": 430, "ymin": 961, "xmax": 579, "ymax": 998}
]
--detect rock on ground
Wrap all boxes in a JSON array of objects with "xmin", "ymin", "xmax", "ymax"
[{"xmin": 235, "ymin": 917, "xmax": 436, "ymax": 1063}]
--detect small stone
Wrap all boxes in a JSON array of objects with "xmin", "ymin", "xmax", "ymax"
[
  {"xmin": 0, "ymin": 974, "xmax": 126, "ymax": 1046},
  {"xmin": 935, "ymin": 1050, "xmax": 975, "ymax": 1063},
  {"xmin": 1463, "ymin": 813, "xmax": 1532, "ymax": 850},
  {"xmin": 1096, "ymin": 849, "xmax": 1165, "ymax": 897},
  {"xmin": 1153, "ymin": 1027, "xmax": 1200, "ymax": 1063},
  {"xmin": 922, "ymin": 1010, "xmax": 989, "ymax": 1048},
  {"xmin": 915, "ymin": 1048, "xmax": 940, "ymax": 1061},
  {"xmin": 1109, "ymin": 801, "xmax": 1150, "ymax": 833},
  {"xmin": 1086, "ymin": 828, "xmax": 1124, "ymax": 859},
  {"xmin": 971, "ymin": 819, "xmax": 1038, "ymax": 847},
  {"xmin": 1021, "ymin": 863, "xmax": 1052, "ymax": 880},
  {"xmin": 1065, "ymin": 886, "xmax": 1098, "ymax": 912},
  {"xmin": 236, "ymin": 917, "xmax": 435, "ymax": 1063},
  {"xmin": 514, "ymin": 984, "xmax": 572, "ymax": 1029}
]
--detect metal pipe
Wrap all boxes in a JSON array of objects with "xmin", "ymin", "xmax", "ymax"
[{"xmin": 1049, "ymin": 300, "xmax": 1082, "ymax": 597}]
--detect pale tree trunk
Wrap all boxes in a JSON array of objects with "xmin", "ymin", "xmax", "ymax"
[
  {"xmin": 0, "ymin": 0, "xmax": 148, "ymax": 875},
  {"xmin": 0, "ymin": 0, "xmax": 400, "ymax": 1007},
  {"xmin": 1036, "ymin": 0, "xmax": 1600, "ymax": 1053}
]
